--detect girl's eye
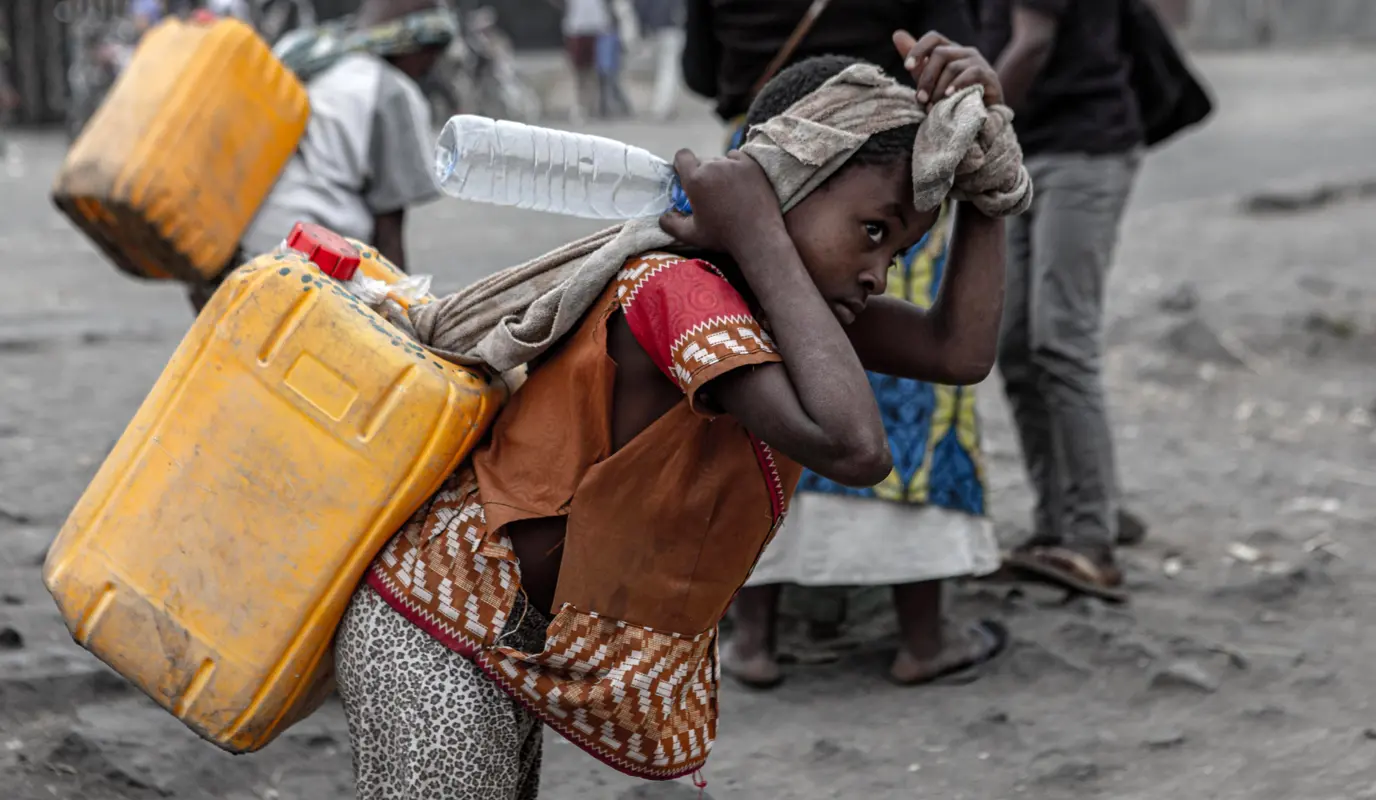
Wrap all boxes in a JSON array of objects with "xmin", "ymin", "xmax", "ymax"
[{"xmin": 865, "ymin": 222, "xmax": 886, "ymax": 244}]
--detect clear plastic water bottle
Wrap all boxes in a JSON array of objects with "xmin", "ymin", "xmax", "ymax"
[{"xmin": 433, "ymin": 115, "xmax": 692, "ymax": 220}]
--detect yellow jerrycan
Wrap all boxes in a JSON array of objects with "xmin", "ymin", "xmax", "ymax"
[
  {"xmin": 44, "ymin": 226, "xmax": 503, "ymax": 753},
  {"xmin": 52, "ymin": 17, "xmax": 309, "ymax": 283}
]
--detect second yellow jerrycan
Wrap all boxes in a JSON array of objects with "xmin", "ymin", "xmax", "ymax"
[
  {"xmin": 53, "ymin": 17, "xmax": 309, "ymax": 283},
  {"xmin": 44, "ymin": 227, "xmax": 504, "ymax": 753}
]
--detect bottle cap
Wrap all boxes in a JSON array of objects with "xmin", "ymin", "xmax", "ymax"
[
  {"xmin": 285, "ymin": 222, "xmax": 361, "ymax": 280},
  {"xmin": 670, "ymin": 176, "xmax": 694, "ymax": 215}
]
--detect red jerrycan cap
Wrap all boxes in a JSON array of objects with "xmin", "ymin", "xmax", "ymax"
[{"xmin": 285, "ymin": 222, "xmax": 362, "ymax": 280}]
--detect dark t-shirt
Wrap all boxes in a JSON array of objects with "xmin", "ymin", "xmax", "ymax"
[
  {"xmin": 684, "ymin": 0, "xmax": 976, "ymax": 121},
  {"xmin": 975, "ymin": 0, "xmax": 1143, "ymax": 155}
]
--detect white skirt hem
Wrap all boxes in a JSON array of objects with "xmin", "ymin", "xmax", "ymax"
[{"xmin": 745, "ymin": 492, "xmax": 1000, "ymax": 588}]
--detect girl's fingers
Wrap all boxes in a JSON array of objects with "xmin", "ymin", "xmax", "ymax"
[
  {"xmin": 672, "ymin": 148, "xmax": 702, "ymax": 182},
  {"xmin": 916, "ymin": 44, "xmax": 962, "ymax": 103},
  {"xmin": 932, "ymin": 57, "xmax": 979, "ymax": 101},
  {"xmin": 900, "ymin": 30, "xmax": 950, "ymax": 77},
  {"xmin": 947, "ymin": 65, "xmax": 991, "ymax": 96},
  {"xmin": 894, "ymin": 31, "xmax": 996, "ymax": 107},
  {"xmin": 658, "ymin": 211, "xmax": 695, "ymax": 242},
  {"xmin": 892, "ymin": 29, "xmax": 919, "ymax": 59}
]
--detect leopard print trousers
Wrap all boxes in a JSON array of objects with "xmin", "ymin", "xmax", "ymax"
[{"xmin": 336, "ymin": 584, "xmax": 548, "ymax": 800}]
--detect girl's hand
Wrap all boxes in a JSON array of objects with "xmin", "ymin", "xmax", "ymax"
[
  {"xmin": 659, "ymin": 149, "xmax": 785, "ymax": 256},
  {"xmin": 893, "ymin": 29, "xmax": 1004, "ymax": 109}
]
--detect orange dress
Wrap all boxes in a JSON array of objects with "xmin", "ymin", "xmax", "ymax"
[{"xmin": 367, "ymin": 253, "xmax": 803, "ymax": 779}]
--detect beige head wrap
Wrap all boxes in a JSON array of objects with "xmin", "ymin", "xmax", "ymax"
[{"xmin": 399, "ymin": 63, "xmax": 1032, "ymax": 372}]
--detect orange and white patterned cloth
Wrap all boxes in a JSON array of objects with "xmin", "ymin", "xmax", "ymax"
[{"xmin": 365, "ymin": 253, "xmax": 802, "ymax": 780}]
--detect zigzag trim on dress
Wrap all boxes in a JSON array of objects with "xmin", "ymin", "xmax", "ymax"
[
  {"xmin": 667, "ymin": 314, "xmax": 778, "ymax": 390},
  {"xmin": 614, "ymin": 254, "xmax": 685, "ymax": 311},
  {"xmin": 667, "ymin": 314, "xmax": 769, "ymax": 357},
  {"xmin": 748, "ymin": 437, "xmax": 788, "ymax": 523}
]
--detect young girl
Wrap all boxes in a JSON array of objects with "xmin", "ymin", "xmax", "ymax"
[
  {"xmin": 725, "ymin": 56, "xmax": 1006, "ymax": 690},
  {"xmin": 335, "ymin": 29, "xmax": 1030, "ymax": 799}
]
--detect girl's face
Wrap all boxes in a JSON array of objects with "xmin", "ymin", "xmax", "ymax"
[{"xmin": 783, "ymin": 162, "xmax": 938, "ymax": 325}]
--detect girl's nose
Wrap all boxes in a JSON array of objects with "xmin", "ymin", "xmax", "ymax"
[{"xmin": 860, "ymin": 262, "xmax": 888, "ymax": 297}]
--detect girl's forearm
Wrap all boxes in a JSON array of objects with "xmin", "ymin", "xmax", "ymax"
[
  {"xmin": 730, "ymin": 224, "xmax": 887, "ymax": 464},
  {"xmin": 926, "ymin": 203, "xmax": 1006, "ymax": 381}
]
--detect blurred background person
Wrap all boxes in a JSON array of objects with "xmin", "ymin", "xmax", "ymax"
[
  {"xmin": 188, "ymin": 0, "xmax": 454, "ymax": 310},
  {"xmin": 972, "ymin": 0, "xmax": 1210, "ymax": 599},
  {"xmin": 130, "ymin": 0, "xmax": 166, "ymax": 34},
  {"xmin": 974, "ymin": 0, "xmax": 1142, "ymax": 600},
  {"xmin": 561, "ymin": 0, "xmax": 612, "ymax": 120},
  {"xmin": 596, "ymin": 0, "xmax": 636, "ymax": 117},
  {"xmin": 636, "ymin": 0, "xmax": 685, "ymax": 120}
]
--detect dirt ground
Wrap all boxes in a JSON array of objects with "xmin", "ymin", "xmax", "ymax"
[{"xmin": 3, "ymin": 50, "xmax": 1376, "ymax": 799}]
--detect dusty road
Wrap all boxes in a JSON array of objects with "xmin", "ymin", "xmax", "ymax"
[{"xmin": 3, "ymin": 50, "xmax": 1376, "ymax": 799}]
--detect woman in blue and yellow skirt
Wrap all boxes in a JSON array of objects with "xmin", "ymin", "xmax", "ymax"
[{"xmin": 724, "ymin": 120, "xmax": 1008, "ymax": 687}]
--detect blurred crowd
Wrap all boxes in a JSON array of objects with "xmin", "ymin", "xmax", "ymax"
[{"xmin": 560, "ymin": 0, "xmax": 683, "ymax": 121}]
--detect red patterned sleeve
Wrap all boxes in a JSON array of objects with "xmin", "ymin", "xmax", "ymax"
[{"xmin": 614, "ymin": 253, "xmax": 780, "ymax": 416}]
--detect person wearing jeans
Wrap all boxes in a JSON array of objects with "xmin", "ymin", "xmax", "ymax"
[{"xmin": 973, "ymin": 0, "xmax": 1143, "ymax": 599}]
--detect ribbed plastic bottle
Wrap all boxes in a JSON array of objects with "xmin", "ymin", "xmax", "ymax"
[{"xmin": 433, "ymin": 115, "xmax": 692, "ymax": 220}]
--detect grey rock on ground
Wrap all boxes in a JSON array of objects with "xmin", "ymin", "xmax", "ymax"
[{"xmin": 1150, "ymin": 661, "xmax": 1221, "ymax": 694}]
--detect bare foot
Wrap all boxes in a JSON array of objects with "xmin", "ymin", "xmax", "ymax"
[
  {"xmin": 889, "ymin": 620, "xmax": 1007, "ymax": 686},
  {"xmin": 722, "ymin": 638, "xmax": 784, "ymax": 690}
]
